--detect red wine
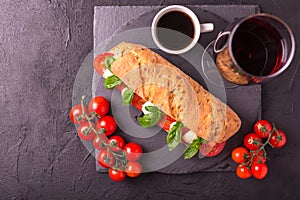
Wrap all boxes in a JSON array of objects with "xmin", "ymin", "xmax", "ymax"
[
  {"xmin": 157, "ymin": 11, "xmax": 195, "ymax": 50},
  {"xmin": 232, "ymin": 18, "xmax": 283, "ymax": 76}
]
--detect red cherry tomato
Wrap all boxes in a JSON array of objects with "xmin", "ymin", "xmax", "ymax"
[
  {"xmin": 88, "ymin": 96, "xmax": 110, "ymax": 118},
  {"xmin": 94, "ymin": 52, "xmax": 114, "ymax": 75},
  {"xmin": 131, "ymin": 94, "xmax": 146, "ymax": 111},
  {"xmin": 269, "ymin": 130, "xmax": 287, "ymax": 148},
  {"xmin": 77, "ymin": 122, "xmax": 95, "ymax": 141},
  {"xmin": 109, "ymin": 136, "xmax": 125, "ymax": 152},
  {"xmin": 108, "ymin": 168, "xmax": 126, "ymax": 182},
  {"xmin": 236, "ymin": 164, "xmax": 252, "ymax": 179},
  {"xmin": 126, "ymin": 161, "xmax": 142, "ymax": 178},
  {"xmin": 97, "ymin": 116, "xmax": 117, "ymax": 136},
  {"xmin": 254, "ymin": 120, "xmax": 273, "ymax": 138},
  {"xmin": 124, "ymin": 142, "xmax": 143, "ymax": 161},
  {"xmin": 93, "ymin": 134, "xmax": 109, "ymax": 150},
  {"xmin": 199, "ymin": 142, "xmax": 226, "ymax": 157},
  {"xmin": 243, "ymin": 133, "xmax": 262, "ymax": 150},
  {"xmin": 97, "ymin": 148, "xmax": 115, "ymax": 168},
  {"xmin": 251, "ymin": 163, "xmax": 268, "ymax": 180},
  {"xmin": 252, "ymin": 150, "xmax": 267, "ymax": 164},
  {"xmin": 70, "ymin": 104, "xmax": 87, "ymax": 124},
  {"xmin": 231, "ymin": 147, "xmax": 250, "ymax": 164},
  {"xmin": 157, "ymin": 114, "xmax": 176, "ymax": 130}
]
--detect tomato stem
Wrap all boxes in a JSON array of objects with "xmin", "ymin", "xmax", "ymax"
[{"xmin": 78, "ymin": 95, "xmax": 128, "ymax": 171}]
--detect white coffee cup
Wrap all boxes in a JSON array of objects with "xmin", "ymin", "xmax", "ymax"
[{"xmin": 151, "ymin": 5, "xmax": 214, "ymax": 54}]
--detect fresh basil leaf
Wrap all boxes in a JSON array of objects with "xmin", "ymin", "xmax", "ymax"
[
  {"xmin": 137, "ymin": 106, "xmax": 163, "ymax": 128},
  {"xmin": 122, "ymin": 88, "xmax": 134, "ymax": 105},
  {"xmin": 145, "ymin": 106, "xmax": 160, "ymax": 113},
  {"xmin": 184, "ymin": 145, "xmax": 199, "ymax": 159},
  {"xmin": 104, "ymin": 75, "xmax": 121, "ymax": 89},
  {"xmin": 184, "ymin": 137, "xmax": 206, "ymax": 159},
  {"xmin": 166, "ymin": 122, "xmax": 182, "ymax": 151},
  {"xmin": 104, "ymin": 56, "xmax": 116, "ymax": 70},
  {"xmin": 137, "ymin": 115, "xmax": 152, "ymax": 128}
]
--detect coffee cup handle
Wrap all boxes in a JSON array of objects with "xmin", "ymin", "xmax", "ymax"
[
  {"xmin": 200, "ymin": 23, "xmax": 214, "ymax": 33},
  {"xmin": 214, "ymin": 31, "xmax": 231, "ymax": 53}
]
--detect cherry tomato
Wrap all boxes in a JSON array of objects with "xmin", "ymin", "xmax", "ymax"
[
  {"xmin": 131, "ymin": 94, "xmax": 146, "ymax": 111},
  {"xmin": 108, "ymin": 168, "xmax": 126, "ymax": 182},
  {"xmin": 124, "ymin": 142, "xmax": 143, "ymax": 161},
  {"xmin": 254, "ymin": 120, "xmax": 273, "ymax": 138},
  {"xmin": 236, "ymin": 164, "xmax": 252, "ymax": 179},
  {"xmin": 199, "ymin": 142, "xmax": 226, "ymax": 157},
  {"xmin": 157, "ymin": 114, "xmax": 176, "ymax": 130},
  {"xmin": 94, "ymin": 52, "xmax": 114, "ymax": 75},
  {"xmin": 97, "ymin": 116, "xmax": 117, "ymax": 136},
  {"xmin": 231, "ymin": 147, "xmax": 250, "ymax": 164},
  {"xmin": 97, "ymin": 148, "xmax": 115, "ymax": 168},
  {"xmin": 70, "ymin": 104, "xmax": 87, "ymax": 124},
  {"xmin": 243, "ymin": 133, "xmax": 262, "ymax": 150},
  {"xmin": 269, "ymin": 130, "xmax": 287, "ymax": 148},
  {"xmin": 126, "ymin": 161, "xmax": 142, "ymax": 178},
  {"xmin": 88, "ymin": 96, "xmax": 110, "ymax": 118},
  {"xmin": 77, "ymin": 122, "xmax": 95, "ymax": 141},
  {"xmin": 252, "ymin": 150, "xmax": 267, "ymax": 164},
  {"xmin": 109, "ymin": 136, "xmax": 125, "ymax": 152},
  {"xmin": 93, "ymin": 134, "xmax": 109, "ymax": 150},
  {"xmin": 251, "ymin": 163, "xmax": 268, "ymax": 180}
]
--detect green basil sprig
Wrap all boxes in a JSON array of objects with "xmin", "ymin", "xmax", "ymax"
[
  {"xmin": 104, "ymin": 56, "xmax": 116, "ymax": 70},
  {"xmin": 166, "ymin": 122, "xmax": 183, "ymax": 151},
  {"xmin": 137, "ymin": 106, "xmax": 163, "ymax": 128},
  {"xmin": 184, "ymin": 137, "xmax": 206, "ymax": 159},
  {"xmin": 104, "ymin": 75, "xmax": 121, "ymax": 89},
  {"xmin": 122, "ymin": 88, "xmax": 134, "ymax": 105}
]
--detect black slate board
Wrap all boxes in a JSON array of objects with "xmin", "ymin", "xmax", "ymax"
[{"xmin": 91, "ymin": 6, "xmax": 261, "ymax": 174}]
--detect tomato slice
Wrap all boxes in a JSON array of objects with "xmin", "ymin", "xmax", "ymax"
[
  {"xmin": 199, "ymin": 141, "xmax": 226, "ymax": 157},
  {"xmin": 157, "ymin": 114, "xmax": 176, "ymax": 130},
  {"xmin": 131, "ymin": 94, "xmax": 146, "ymax": 111},
  {"xmin": 94, "ymin": 52, "xmax": 114, "ymax": 75}
]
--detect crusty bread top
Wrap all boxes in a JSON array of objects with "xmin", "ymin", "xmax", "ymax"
[{"xmin": 109, "ymin": 42, "xmax": 241, "ymax": 143}]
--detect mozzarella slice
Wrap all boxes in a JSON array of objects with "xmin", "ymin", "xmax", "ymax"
[
  {"xmin": 103, "ymin": 69, "xmax": 114, "ymax": 79},
  {"xmin": 182, "ymin": 130, "xmax": 197, "ymax": 144},
  {"xmin": 141, "ymin": 101, "xmax": 155, "ymax": 114}
]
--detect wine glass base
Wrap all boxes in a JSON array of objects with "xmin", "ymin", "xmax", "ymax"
[{"xmin": 201, "ymin": 40, "xmax": 239, "ymax": 89}]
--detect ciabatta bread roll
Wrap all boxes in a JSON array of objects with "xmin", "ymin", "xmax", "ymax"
[{"xmin": 106, "ymin": 42, "xmax": 241, "ymax": 143}]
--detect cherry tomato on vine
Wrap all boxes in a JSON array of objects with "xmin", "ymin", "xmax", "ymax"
[
  {"xmin": 126, "ymin": 161, "xmax": 142, "ymax": 178},
  {"xmin": 199, "ymin": 142, "xmax": 226, "ymax": 157},
  {"xmin": 231, "ymin": 147, "xmax": 250, "ymax": 164},
  {"xmin": 269, "ymin": 130, "xmax": 287, "ymax": 148},
  {"xmin": 109, "ymin": 136, "xmax": 125, "ymax": 152},
  {"xmin": 97, "ymin": 116, "xmax": 117, "ymax": 136},
  {"xmin": 124, "ymin": 142, "xmax": 143, "ymax": 161},
  {"xmin": 94, "ymin": 52, "xmax": 114, "ymax": 75},
  {"xmin": 251, "ymin": 163, "xmax": 268, "ymax": 180},
  {"xmin": 252, "ymin": 150, "xmax": 267, "ymax": 164},
  {"xmin": 88, "ymin": 96, "xmax": 110, "ymax": 117},
  {"xmin": 236, "ymin": 164, "xmax": 252, "ymax": 179},
  {"xmin": 243, "ymin": 133, "xmax": 262, "ymax": 150},
  {"xmin": 93, "ymin": 134, "xmax": 109, "ymax": 150},
  {"xmin": 108, "ymin": 168, "xmax": 126, "ymax": 182},
  {"xmin": 70, "ymin": 104, "xmax": 87, "ymax": 124},
  {"xmin": 254, "ymin": 120, "xmax": 273, "ymax": 138},
  {"xmin": 77, "ymin": 122, "xmax": 95, "ymax": 141},
  {"xmin": 97, "ymin": 148, "xmax": 115, "ymax": 168}
]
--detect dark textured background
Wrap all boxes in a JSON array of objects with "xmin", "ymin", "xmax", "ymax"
[{"xmin": 0, "ymin": 0, "xmax": 299, "ymax": 199}]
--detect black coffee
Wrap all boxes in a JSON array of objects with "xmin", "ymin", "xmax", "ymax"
[{"xmin": 156, "ymin": 11, "xmax": 195, "ymax": 50}]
